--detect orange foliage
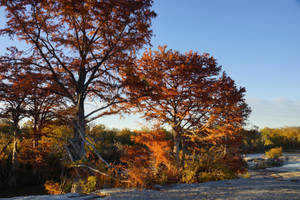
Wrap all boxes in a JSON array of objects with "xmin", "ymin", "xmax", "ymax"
[
  {"xmin": 121, "ymin": 130, "xmax": 178, "ymax": 187},
  {"xmin": 44, "ymin": 180, "xmax": 62, "ymax": 195},
  {"xmin": 126, "ymin": 46, "xmax": 250, "ymax": 164},
  {"xmin": 0, "ymin": 0, "xmax": 156, "ymax": 161}
]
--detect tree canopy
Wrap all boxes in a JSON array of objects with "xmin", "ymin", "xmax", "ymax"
[
  {"xmin": 0, "ymin": 0, "xmax": 156, "ymax": 161},
  {"xmin": 127, "ymin": 46, "xmax": 250, "ymax": 162}
]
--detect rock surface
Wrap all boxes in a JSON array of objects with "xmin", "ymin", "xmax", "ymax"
[
  {"xmin": 98, "ymin": 176, "xmax": 300, "ymax": 200},
  {"xmin": 2, "ymin": 174, "xmax": 300, "ymax": 200},
  {"xmin": 0, "ymin": 193, "xmax": 103, "ymax": 200}
]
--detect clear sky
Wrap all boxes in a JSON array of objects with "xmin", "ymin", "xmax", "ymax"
[
  {"xmin": 1, "ymin": 1, "xmax": 300, "ymax": 129},
  {"xmin": 149, "ymin": 0, "xmax": 300, "ymax": 129}
]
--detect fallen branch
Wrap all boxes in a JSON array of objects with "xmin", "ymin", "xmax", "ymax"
[{"xmin": 71, "ymin": 164, "xmax": 131, "ymax": 183}]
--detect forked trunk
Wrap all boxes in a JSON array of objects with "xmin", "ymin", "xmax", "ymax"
[
  {"xmin": 67, "ymin": 97, "xmax": 86, "ymax": 161},
  {"xmin": 66, "ymin": 95, "xmax": 110, "ymax": 167}
]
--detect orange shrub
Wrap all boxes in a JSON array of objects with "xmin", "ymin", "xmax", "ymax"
[
  {"xmin": 44, "ymin": 180, "xmax": 62, "ymax": 195},
  {"xmin": 120, "ymin": 130, "xmax": 178, "ymax": 188}
]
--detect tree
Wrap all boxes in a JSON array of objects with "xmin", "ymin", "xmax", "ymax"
[
  {"xmin": 127, "ymin": 46, "xmax": 250, "ymax": 164},
  {"xmin": 25, "ymin": 73, "xmax": 63, "ymax": 148},
  {"xmin": 0, "ymin": 0, "xmax": 156, "ymax": 162},
  {"xmin": 0, "ymin": 59, "xmax": 33, "ymax": 186},
  {"xmin": 240, "ymin": 127, "xmax": 264, "ymax": 153}
]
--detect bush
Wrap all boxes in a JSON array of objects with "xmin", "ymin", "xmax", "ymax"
[
  {"xmin": 80, "ymin": 176, "xmax": 97, "ymax": 194},
  {"xmin": 265, "ymin": 147, "xmax": 282, "ymax": 159},
  {"xmin": 181, "ymin": 148, "xmax": 238, "ymax": 184},
  {"xmin": 44, "ymin": 180, "xmax": 62, "ymax": 195},
  {"xmin": 120, "ymin": 130, "xmax": 178, "ymax": 188}
]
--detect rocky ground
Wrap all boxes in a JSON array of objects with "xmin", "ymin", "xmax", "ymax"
[
  {"xmin": 2, "ymin": 170, "xmax": 300, "ymax": 200},
  {"xmin": 99, "ymin": 167, "xmax": 300, "ymax": 200},
  {"xmin": 2, "ymin": 154, "xmax": 300, "ymax": 200}
]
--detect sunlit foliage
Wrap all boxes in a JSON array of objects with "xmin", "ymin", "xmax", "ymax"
[
  {"xmin": 261, "ymin": 127, "xmax": 300, "ymax": 149},
  {"xmin": 0, "ymin": 0, "xmax": 156, "ymax": 161},
  {"xmin": 241, "ymin": 127, "xmax": 300, "ymax": 152},
  {"xmin": 120, "ymin": 129, "xmax": 178, "ymax": 187},
  {"xmin": 0, "ymin": 0, "xmax": 257, "ymax": 194},
  {"xmin": 265, "ymin": 147, "xmax": 283, "ymax": 159},
  {"xmin": 126, "ymin": 46, "xmax": 250, "ymax": 165}
]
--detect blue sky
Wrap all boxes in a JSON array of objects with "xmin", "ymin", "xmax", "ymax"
[
  {"xmin": 148, "ymin": 0, "xmax": 300, "ymax": 129},
  {"xmin": 1, "ymin": 1, "xmax": 300, "ymax": 129}
]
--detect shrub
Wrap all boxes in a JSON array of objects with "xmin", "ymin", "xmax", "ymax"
[
  {"xmin": 198, "ymin": 168, "xmax": 236, "ymax": 182},
  {"xmin": 120, "ymin": 130, "xmax": 178, "ymax": 188},
  {"xmin": 80, "ymin": 176, "xmax": 97, "ymax": 194},
  {"xmin": 44, "ymin": 180, "xmax": 62, "ymax": 195},
  {"xmin": 121, "ymin": 131, "xmax": 244, "ymax": 187},
  {"xmin": 265, "ymin": 147, "xmax": 282, "ymax": 159},
  {"xmin": 181, "ymin": 148, "xmax": 238, "ymax": 183}
]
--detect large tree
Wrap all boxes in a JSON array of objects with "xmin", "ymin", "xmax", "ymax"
[
  {"xmin": 0, "ymin": 0, "xmax": 156, "ymax": 162},
  {"xmin": 127, "ymin": 46, "xmax": 251, "ymax": 163},
  {"xmin": 0, "ymin": 58, "xmax": 33, "ymax": 186}
]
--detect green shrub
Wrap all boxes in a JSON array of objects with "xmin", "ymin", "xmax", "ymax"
[
  {"xmin": 265, "ymin": 147, "xmax": 282, "ymax": 159},
  {"xmin": 181, "ymin": 157, "xmax": 200, "ymax": 183},
  {"xmin": 198, "ymin": 168, "xmax": 236, "ymax": 182},
  {"xmin": 80, "ymin": 176, "xmax": 97, "ymax": 194},
  {"xmin": 181, "ymin": 148, "xmax": 238, "ymax": 184}
]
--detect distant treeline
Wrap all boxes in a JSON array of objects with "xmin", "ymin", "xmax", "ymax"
[{"xmin": 241, "ymin": 126, "xmax": 300, "ymax": 153}]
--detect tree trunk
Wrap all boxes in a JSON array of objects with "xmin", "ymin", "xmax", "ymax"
[
  {"xmin": 67, "ymin": 96, "xmax": 86, "ymax": 161},
  {"xmin": 12, "ymin": 131, "xmax": 18, "ymax": 168},
  {"xmin": 66, "ymin": 94, "xmax": 110, "ymax": 167},
  {"xmin": 8, "ymin": 127, "xmax": 19, "ymax": 187},
  {"xmin": 223, "ymin": 135, "xmax": 229, "ymax": 155},
  {"xmin": 32, "ymin": 121, "xmax": 40, "ymax": 149},
  {"xmin": 174, "ymin": 132, "xmax": 181, "ymax": 166},
  {"xmin": 76, "ymin": 97, "xmax": 86, "ymax": 157},
  {"xmin": 180, "ymin": 138, "xmax": 186, "ymax": 167}
]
